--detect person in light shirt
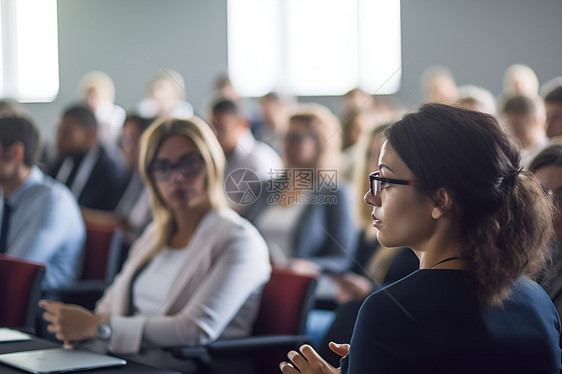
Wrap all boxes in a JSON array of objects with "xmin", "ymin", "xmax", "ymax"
[{"xmin": 40, "ymin": 117, "xmax": 271, "ymax": 373}]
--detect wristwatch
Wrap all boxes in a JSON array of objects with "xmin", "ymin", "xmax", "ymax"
[{"xmin": 96, "ymin": 323, "xmax": 112, "ymax": 340}]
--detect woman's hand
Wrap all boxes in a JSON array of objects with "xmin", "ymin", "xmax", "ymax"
[
  {"xmin": 328, "ymin": 342, "xmax": 350, "ymax": 358},
  {"xmin": 333, "ymin": 272, "xmax": 373, "ymax": 303},
  {"xmin": 39, "ymin": 300, "xmax": 105, "ymax": 346},
  {"xmin": 279, "ymin": 344, "xmax": 341, "ymax": 374}
]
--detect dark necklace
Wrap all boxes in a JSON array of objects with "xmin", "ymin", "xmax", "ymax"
[{"xmin": 432, "ymin": 256, "xmax": 461, "ymax": 269}]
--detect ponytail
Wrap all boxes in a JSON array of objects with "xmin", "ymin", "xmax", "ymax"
[{"xmin": 461, "ymin": 171, "xmax": 554, "ymax": 306}]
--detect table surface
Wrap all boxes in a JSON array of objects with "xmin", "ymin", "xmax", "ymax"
[{"xmin": 0, "ymin": 336, "xmax": 181, "ymax": 374}]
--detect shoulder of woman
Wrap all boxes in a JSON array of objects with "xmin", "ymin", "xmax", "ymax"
[{"xmin": 205, "ymin": 208, "xmax": 266, "ymax": 245}]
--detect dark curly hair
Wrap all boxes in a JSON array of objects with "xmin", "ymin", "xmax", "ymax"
[{"xmin": 384, "ymin": 103, "xmax": 554, "ymax": 306}]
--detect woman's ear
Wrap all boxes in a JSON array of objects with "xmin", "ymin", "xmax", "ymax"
[{"xmin": 432, "ymin": 187, "xmax": 452, "ymax": 219}]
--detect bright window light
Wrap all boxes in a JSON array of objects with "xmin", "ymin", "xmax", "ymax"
[
  {"xmin": 0, "ymin": 0, "xmax": 59, "ymax": 102},
  {"xmin": 227, "ymin": 0, "xmax": 401, "ymax": 97}
]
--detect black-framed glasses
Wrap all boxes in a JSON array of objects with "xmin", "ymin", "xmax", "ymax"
[
  {"xmin": 369, "ymin": 171, "xmax": 420, "ymax": 196},
  {"xmin": 149, "ymin": 152, "xmax": 204, "ymax": 181}
]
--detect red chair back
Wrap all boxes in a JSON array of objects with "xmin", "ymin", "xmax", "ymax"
[
  {"xmin": 252, "ymin": 268, "xmax": 317, "ymax": 336},
  {"xmin": 82, "ymin": 221, "xmax": 122, "ymax": 282},
  {"xmin": 0, "ymin": 254, "xmax": 45, "ymax": 329}
]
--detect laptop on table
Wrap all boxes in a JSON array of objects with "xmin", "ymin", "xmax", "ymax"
[{"xmin": 0, "ymin": 347, "xmax": 127, "ymax": 374}]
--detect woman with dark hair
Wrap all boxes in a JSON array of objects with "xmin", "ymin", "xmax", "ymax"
[
  {"xmin": 529, "ymin": 143, "xmax": 562, "ymax": 318},
  {"xmin": 280, "ymin": 104, "xmax": 561, "ymax": 373}
]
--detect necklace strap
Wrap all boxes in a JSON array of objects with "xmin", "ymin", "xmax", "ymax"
[{"xmin": 432, "ymin": 256, "xmax": 461, "ymax": 269}]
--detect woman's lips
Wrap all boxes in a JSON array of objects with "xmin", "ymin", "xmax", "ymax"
[
  {"xmin": 372, "ymin": 214, "xmax": 382, "ymax": 228},
  {"xmin": 171, "ymin": 189, "xmax": 188, "ymax": 200}
]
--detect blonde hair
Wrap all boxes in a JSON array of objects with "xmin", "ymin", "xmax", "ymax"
[
  {"xmin": 503, "ymin": 64, "xmax": 539, "ymax": 97},
  {"xmin": 138, "ymin": 117, "xmax": 228, "ymax": 260},
  {"xmin": 78, "ymin": 71, "xmax": 116, "ymax": 103},
  {"xmin": 288, "ymin": 103, "xmax": 342, "ymax": 169},
  {"xmin": 147, "ymin": 69, "xmax": 186, "ymax": 101}
]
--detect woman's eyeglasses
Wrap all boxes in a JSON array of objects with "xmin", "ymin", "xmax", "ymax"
[
  {"xmin": 150, "ymin": 153, "xmax": 204, "ymax": 181},
  {"xmin": 369, "ymin": 171, "xmax": 420, "ymax": 196}
]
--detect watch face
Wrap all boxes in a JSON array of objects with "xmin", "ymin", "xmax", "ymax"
[{"xmin": 97, "ymin": 324, "xmax": 111, "ymax": 340}]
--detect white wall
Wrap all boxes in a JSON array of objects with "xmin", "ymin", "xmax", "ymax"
[
  {"xmin": 22, "ymin": 0, "xmax": 562, "ymax": 143},
  {"xmin": 24, "ymin": 0, "xmax": 228, "ymax": 142}
]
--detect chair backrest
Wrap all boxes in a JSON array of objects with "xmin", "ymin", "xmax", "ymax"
[
  {"xmin": 82, "ymin": 220, "xmax": 123, "ymax": 283},
  {"xmin": 252, "ymin": 268, "xmax": 317, "ymax": 336},
  {"xmin": 0, "ymin": 254, "xmax": 45, "ymax": 329}
]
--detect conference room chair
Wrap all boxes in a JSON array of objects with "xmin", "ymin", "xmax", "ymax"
[
  {"xmin": 168, "ymin": 268, "xmax": 318, "ymax": 374},
  {"xmin": 0, "ymin": 254, "xmax": 46, "ymax": 333},
  {"xmin": 42, "ymin": 219, "xmax": 123, "ymax": 311}
]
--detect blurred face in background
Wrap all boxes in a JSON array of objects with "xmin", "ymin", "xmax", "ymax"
[
  {"xmin": 121, "ymin": 119, "xmax": 143, "ymax": 170},
  {"xmin": 546, "ymin": 102, "xmax": 562, "ymax": 139},
  {"xmin": 283, "ymin": 118, "xmax": 319, "ymax": 169},
  {"xmin": 151, "ymin": 79, "xmax": 178, "ymax": 109},
  {"xmin": 502, "ymin": 112, "xmax": 536, "ymax": 149},
  {"xmin": 536, "ymin": 164, "xmax": 562, "ymax": 241},
  {"xmin": 55, "ymin": 116, "xmax": 96, "ymax": 157},
  {"xmin": 211, "ymin": 111, "xmax": 243, "ymax": 156}
]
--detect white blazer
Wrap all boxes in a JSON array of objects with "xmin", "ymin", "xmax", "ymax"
[{"xmin": 95, "ymin": 208, "xmax": 271, "ymax": 354}]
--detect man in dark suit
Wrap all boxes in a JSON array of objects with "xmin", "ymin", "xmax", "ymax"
[{"xmin": 48, "ymin": 104, "xmax": 126, "ymax": 211}]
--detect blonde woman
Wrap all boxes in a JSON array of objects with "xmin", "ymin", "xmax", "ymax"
[
  {"xmin": 78, "ymin": 71, "xmax": 126, "ymax": 146},
  {"xmin": 40, "ymin": 117, "xmax": 271, "ymax": 372},
  {"xmin": 137, "ymin": 70, "xmax": 194, "ymax": 120},
  {"xmin": 245, "ymin": 104, "xmax": 357, "ymax": 276}
]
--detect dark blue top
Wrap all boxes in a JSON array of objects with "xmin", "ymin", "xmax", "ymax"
[{"xmin": 341, "ymin": 270, "xmax": 561, "ymax": 373}]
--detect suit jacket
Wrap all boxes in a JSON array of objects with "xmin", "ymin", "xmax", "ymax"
[
  {"xmin": 48, "ymin": 145, "xmax": 127, "ymax": 211},
  {"xmin": 95, "ymin": 208, "xmax": 271, "ymax": 354},
  {"xmin": 244, "ymin": 182, "xmax": 358, "ymax": 273}
]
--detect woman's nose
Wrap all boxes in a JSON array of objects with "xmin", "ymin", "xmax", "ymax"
[{"xmin": 364, "ymin": 189, "xmax": 381, "ymax": 207}]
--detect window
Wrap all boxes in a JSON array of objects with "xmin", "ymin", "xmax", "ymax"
[
  {"xmin": 0, "ymin": 0, "xmax": 59, "ymax": 102},
  {"xmin": 227, "ymin": 0, "xmax": 401, "ymax": 97}
]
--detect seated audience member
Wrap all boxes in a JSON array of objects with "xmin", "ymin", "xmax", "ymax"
[
  {"xmin": 338, "ymin": 88, "xmax": 376, "ymax": 122},
  {"xmin": 280, "ymin": 104, "xmax": 561, "ymax": 373},
  {"xmin": 420, "ymin": 65, "xmax": 458, "ymax": 104},
  {"xmin": 48, "ymin": 104, "xmax": 127, "ymax": 211},
  {"xmin": 211, "ymin": 99, "xmax": 282, "ymax": 183},
  {"xmin": 206, "ymin": 74, "xmax": 260, "ymax": 127},
  {"xmin": 82, "ymin": 114, "xmax": 153, "ymax": 248},
  {"xmin": 254, "ymin": 92, "xmax": 291, "ymax": 153},
  {"xmin": 528, "ymin": 144, "xmax": 562, "ymax": 317},
  {"xmin": 0, "ymin": 99, "xmax": 27, "ymax": 117},
  {"xmin": 545, "ymin": 85, "xmax": 562, "ymax": 139},
  {"xmin": 318, "ymin": 124, "xmax": 418, "ymax": 366},
  {"xmin": 501, "ymin": 95, "xmax": 547, "ymax": 167},
  {"xmin": 40, "ymin": 117, "xmax": 271, "ymax": 373},
  {"xmin": 456, "ymin": 84, "xmax": 497, "ymax": 115},
  {"xmin": 540, "ymin": 77, "xmax": 562, "ymax": 98},
  {"xmin": 497, "ymin": 64, "xmax": 540, "ymax": 109},
  {"xmin": 78, "ymin": 71, "xmax": 126, "ymax": 148},
  {"xmin": 339, "ymin": 109, "xmax": 380, "ymax": 182},
  {"xmin": 245, "ymin": 104, "xmax": 357, "ymax": 276},
  {"xmin": 137, "ymin": 70, "xmax": 193, "ymax": 120},
  {"xmin": 0, "ymin": 116, "xmax": 84, "ymax": 288}
]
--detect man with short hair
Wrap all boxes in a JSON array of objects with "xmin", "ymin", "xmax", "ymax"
[
  {"xmin": 48, "ymin": 104, "xmax": 126, "ymax": 211},
  {"xmin": 0, "ymin": 116, "xmax": 85, "ymax": 288},
  {"xmin": 211, "ymin": 99, "xmax": 282, "ymax": 182},
  {"xmin": 545, "ymin": 86, "xmax": 562, "ymax": 139},
  {"xmin": 501, "ymin": 95, "xmax": 547, "ymax": 167}
]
